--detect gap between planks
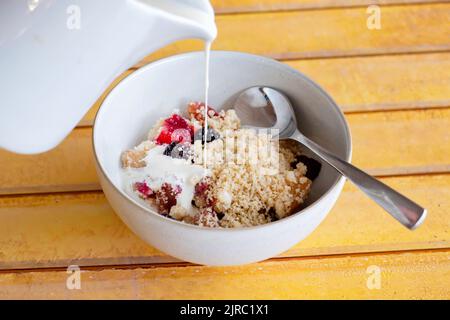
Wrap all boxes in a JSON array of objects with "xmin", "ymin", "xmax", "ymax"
[
  {"xmin": 0, "ymin": 247, "xmax": 448, "ymax": 274},
  {"xmin": 0, "ymin": 249, "xmax": 448, "ymax": 299}
]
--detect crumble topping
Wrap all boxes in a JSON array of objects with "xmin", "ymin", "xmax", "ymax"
[{"xmin": 121, "ymin": 102, "xmax": 315, "ymax": 228}]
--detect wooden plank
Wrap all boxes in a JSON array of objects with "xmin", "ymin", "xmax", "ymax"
[
  {"xmin": 0, "ymin": 128, "xmax": 98, "ymax": 195},
  {"xmin": 141, "ymin": 4, "xmax": 450, "ymax": 63},
  {"xmin": 82, "ymin": 52, "xmax": 450, "ymax": 126},
  {"xmin": 348, "ymin": 109, "xmax": 450, "ymax": 176},
  {"xmin": 212, "ymin": 0, "xmax": 445, "ymax": 13},
  {"xmin": 287, "ymin": 52, "xmax": 450, "ymax": 113},
  {"xmin": 1, "ymin": 108, "xmax": 448, "ymax": 195},
  {"xmin": 286, "ymin": 174, "xmax": 450, "ymax": 257},
  {"xmin": 0, "ymin": 250, "xmax": 448, "ymax": 299},
  {"xmin": 0, "ymin": 174, "xmax": 448, "ymax": 269}
]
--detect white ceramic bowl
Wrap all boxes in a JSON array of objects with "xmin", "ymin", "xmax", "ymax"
[{"xmin": 93, "ymin": 51, "xmax": 351, "ymax": 266}]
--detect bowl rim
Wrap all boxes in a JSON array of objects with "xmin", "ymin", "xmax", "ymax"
[{"xmin": 93, "ymin": 50, "xmax": 352, "ymax": 233}]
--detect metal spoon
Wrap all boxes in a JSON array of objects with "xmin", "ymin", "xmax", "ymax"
[{"xmin": 234, "ymin": 86, "xmax": 427, "ymax": 229}]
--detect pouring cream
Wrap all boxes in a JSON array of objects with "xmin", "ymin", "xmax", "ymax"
[
  {"xmin": 121, "ymin": 1, "xmax": 217, "ymax": 215},
  {"xmin": 123, "ymin": 145, "xmax": 208, "ymax": 216}
]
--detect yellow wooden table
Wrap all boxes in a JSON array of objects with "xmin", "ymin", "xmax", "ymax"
[{"xmin": 0, "ymin": 0, "xmax": 449, "ymax": 299}]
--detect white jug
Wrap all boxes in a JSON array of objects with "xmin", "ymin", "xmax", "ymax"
[{"xmin": 0, "ymin": 0, "xmax": 216, "ymax": 154}]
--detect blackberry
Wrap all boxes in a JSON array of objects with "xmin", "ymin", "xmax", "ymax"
[
  {"xmin": 193, "ymin": 127, "xmax": 220, "ymax": 144},
  {"xmin": 216, "ymin": 212, "xmax": 225, "ymax": 220},
  {"xmin": 291, "ymin": 155, "xmax": 322, "ymax": 180},
  {"xmin": 163, "ymin": 142, "xmax": 177, "ymax": 156},
  {"xmin": 268, "ymin": 207, "xmax": 278, "ymax": 221},
  {"xmin": 163, "ymin": 142, "xmax": 192, "ymax": 160}
]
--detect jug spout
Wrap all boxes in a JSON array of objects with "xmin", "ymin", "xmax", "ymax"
[
  {"xmin": 135, "ymin": 0, "xmax": 217, "ymax": 42},
  {"xmin": 121, "ymin": 0, "xmax": 218, "ymax": 85}
]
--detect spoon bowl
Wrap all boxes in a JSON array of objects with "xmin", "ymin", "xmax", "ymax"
[{"xmin": 234, "ymin": 87, "xmax": 297, "ymax": 139}]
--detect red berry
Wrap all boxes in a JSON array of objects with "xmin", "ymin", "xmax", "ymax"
[
  {"xmin": 155, "ymin": 183, "xmax": 182, "ymax": 214},
  {"xmin": 171, "ymin": 128, "xmax": 192, "ymax": 144},
  {"xmin": 155, "ymin": 129, "xmax": 172, "ymax": 145},
  {"xmin": 193, "ymin": 178, "xmax": 215, "ymax": 208},
  {"xmin": 195, "ymin": 180, "xmax": 209, "ymax": 195},
  {"xmin": 155, "ymin": 114, "xmax": 193, "ymax": 145},
  {"xmin": 164, "ymin": 114, "xmax": 188, "ymax": 130},
  {"xmin": 133, "ymin": 182, "xmax": 153, "ymax": 199}
]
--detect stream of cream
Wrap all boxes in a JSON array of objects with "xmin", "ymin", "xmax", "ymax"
[
  {"xmin": 123, "ymin": 4, "xmax": 216, "ymax": 214},
  {"xmin": 203, "ymin": 41, "xmax": 212, "ymax": 171}
]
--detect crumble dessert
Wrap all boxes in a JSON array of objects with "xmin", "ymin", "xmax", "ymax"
[{"xmin": 121, "ymin": 102, "xmax": 314, "ymax": 228}]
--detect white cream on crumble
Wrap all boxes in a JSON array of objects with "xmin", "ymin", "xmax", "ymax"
[{"xmin": 123, "ymin": 145, "xmax": 209, "ymax": 216}]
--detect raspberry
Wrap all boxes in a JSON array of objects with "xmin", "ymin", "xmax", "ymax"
[
  {"xmin": 171, "ymin": 128, "xmax": 192, "ymax": 144},
  {"xmin": 155, "ymin": 183, "xmax": 182, "ymax": 214},
  {"xmin": 155, "ymin": 114, "xmax": 194, "ymax": 145},
  {"xmin": 195, "ymin": 179, "xmax": 209, "ymax": 194},
  {"xmin": 133, "ymin": 181, "xmax": 154, "ymax": 199},
  {"xmin": 155, "ymin": 129, "xmax": 172, "ymax": 145},
  {"xmin": 164, "ymin": 114, "xmax": 188, "ymax": 129},
  {"xmin": 193, "ymin": 178, "xmax": 215, "ymax": 208}
]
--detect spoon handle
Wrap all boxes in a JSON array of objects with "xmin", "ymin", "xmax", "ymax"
[{"xmin": 292, "ymin": 132, "xmax": 427, "ymax": 229}]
